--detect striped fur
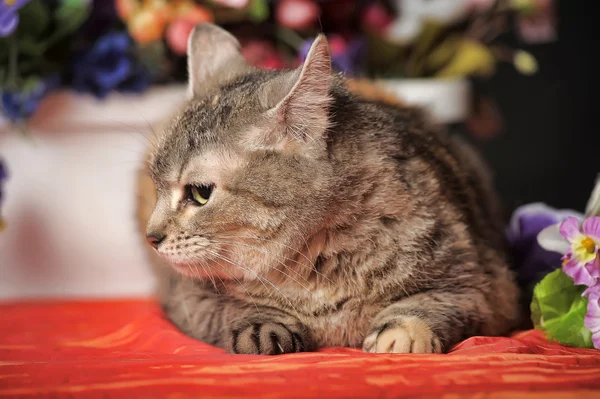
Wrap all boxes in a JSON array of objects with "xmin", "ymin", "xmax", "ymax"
[{"xmin": 135, "ymin": 24, "xmax": 520, "ymax": 355}]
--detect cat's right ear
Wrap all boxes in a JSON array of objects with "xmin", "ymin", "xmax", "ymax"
[{"xmin": 186, "ymin": 23, "xmax": 250, "ymax": 99}]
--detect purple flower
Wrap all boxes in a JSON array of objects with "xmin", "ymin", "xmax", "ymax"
[
  {"xmin": 72, "ymin": 32, "xmax": 149, "ymax": 99},
  {"xmin": 299, "ymin": 35, "xmax": 366, "ymax": 75},
  {"xmin": 584, "ymin": 287, "xmax": 600, "ymax": 349},
  {"xmin": 507, "ymin": 203, "xmax": 581, "ymax": 288},
  {"xmin": 0, "ymin": 0, "xmax": 30, "ymax": 36},
  {"xmin": 559, "ymin": 217, "xmax": 600, "ymax": 287},
  {"xmin": 1, "ymin": 75, "xmax": 60, "ymax": 122}
]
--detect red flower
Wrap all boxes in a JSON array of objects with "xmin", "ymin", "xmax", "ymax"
[
  {"xmin": 241, "ymin": 40, "xmax": 287, "ymax": 70},
  {"xmin": 362, "ymin": 3, "xmax": 393, "ymax": 33}
]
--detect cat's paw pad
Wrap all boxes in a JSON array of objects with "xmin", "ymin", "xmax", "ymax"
[
  {"xmin": 362, "ymin": 316, "xmax": 442, "ymax": 354},
  {"xmin": 228, "ymin": 318, "xmax": 313, "ymax": 355}
]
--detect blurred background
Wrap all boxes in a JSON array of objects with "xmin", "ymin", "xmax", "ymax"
[{"xmin": 0, "ymin": 0, "xmax": 597, "ymax": 299}]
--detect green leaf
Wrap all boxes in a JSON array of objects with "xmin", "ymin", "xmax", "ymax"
[
  {"xmin": 531, "ymin": 269, "xmax": 593, "ymax": 348},
  {"xmin": 54, "ymin": 0, "xmax": 92, "ymax": 37},
  {"xmin": 17, "ymin": 36, "xmax": 43, "ymax": 56},
  {"xmin": 248, "ymin": 0, "xmax": 269, "ymax": 23},
  {"xmin": 16, "ymin": 0, "xmax": 50, "ymax": 38}
]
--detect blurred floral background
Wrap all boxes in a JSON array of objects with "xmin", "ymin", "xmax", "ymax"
[
  {"xmin": 0, "ymin": 0, "xmax": 553, "ymax": 125},
  {"xmin": 0, "ymin": 0, "xmax": 562, "ymax": 233}
]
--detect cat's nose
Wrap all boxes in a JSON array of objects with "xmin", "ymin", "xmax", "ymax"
[{"xmin": 146, "ymin": 232, "xmax": 166, "ymax": 249}]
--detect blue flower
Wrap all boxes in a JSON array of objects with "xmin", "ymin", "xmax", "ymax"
[
  {"xmin": 1, "ymin": 75, "xmax": 60, "ymax": 122},
  {"xmin": 0, "ymin": 0, "xmax": 30, "ymax": 37},
  {"xmin": 72, "ymin": 32, "xmax": 150, "ymax": 99}
]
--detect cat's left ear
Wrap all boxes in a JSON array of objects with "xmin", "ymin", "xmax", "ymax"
[
  {"xmin": 187, "ymin": 23, "xmax": 250, "ymax": 99},
  {"xmin": 254, "ymin": 35, "xmax": 332, "ymax": 148}
]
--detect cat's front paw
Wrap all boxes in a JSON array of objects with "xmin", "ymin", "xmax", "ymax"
[
  {"xmin": 363, "ymin": 316, "xmax": 442, "ymax": 354},
  {"xmin": 227, "ymin": 317, "xmax": 314, "ymax": 355}
]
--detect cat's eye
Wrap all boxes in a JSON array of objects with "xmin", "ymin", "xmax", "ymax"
[{"xmin": 186, "ymin": 184, "xmax": 213, "ymax": 206}]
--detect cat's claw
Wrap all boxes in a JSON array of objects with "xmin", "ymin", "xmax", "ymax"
[
  {"xmin": 362, "ymin": 316, "xmax": 442, "ymax": 354},
  {"xmin": 227, "ymin": 318, "xmax": 313, "ymax": 355}
]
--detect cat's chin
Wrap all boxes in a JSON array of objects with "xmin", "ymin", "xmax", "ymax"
[{"xmin": 167, "ymin": 260, "xmax": 242, "ymax": 281}]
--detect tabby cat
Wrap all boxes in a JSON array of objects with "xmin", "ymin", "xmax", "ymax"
[{"xmin": 136, "ymin": 23, "xmax": 520, "ymax": 355}]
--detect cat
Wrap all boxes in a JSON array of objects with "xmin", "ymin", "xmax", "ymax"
[{"xmin": 136, "ymin": 23, "xmax": 520, "ymax": 355}]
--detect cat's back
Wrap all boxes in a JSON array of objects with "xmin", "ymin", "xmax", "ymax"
[{"xmin": 330, "ymin": 78, "xmax": 506, "ymax": 253}]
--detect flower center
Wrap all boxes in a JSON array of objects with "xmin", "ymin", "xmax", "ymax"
[
  {"xmin": 5, "ymin": 0, "xmax": 16, "ymax": 5},
  {"xmin": 582, "ymin": 237, "xmax": 596, "ymax": 254}
]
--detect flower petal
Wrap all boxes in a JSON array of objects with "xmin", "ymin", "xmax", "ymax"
[
  {"xmin": 559, "ymin": 217, "xmax": 582, "ymax": 242},
  {"xmin": 585, "ymin": 174, "xmax": 600, "ymax": 217},
  {"xmin": 0, "ymin": 12, "xmax": 18, "ymax": 37},
  {"xmin": 537, "ymin": 223, "xmax": 570, "ymax": 254},
  {"xmin": 582, "ymin": 217, "xmax": 600, "ymax": 242},
  {"xmin": 583, "ymin": 282, "xmax": 599, "ymax": 297},
  {"xmin": 585, "ymin": 256, "xmax": 600, "ymax": 279},
  {"xmin": 562, "ymin": 255, "xmax": 596, "ymax": 287},
  {"xmin": 584, "ymin": 291, "xmax": 600, "ymax": 334}
]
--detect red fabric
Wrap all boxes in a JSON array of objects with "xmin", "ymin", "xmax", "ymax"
[{"xmin": 1, "ymin": 299, "xmax": 600, "ymax": 398}]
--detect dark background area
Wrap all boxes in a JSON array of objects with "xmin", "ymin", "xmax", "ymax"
[{"xmin": 474, "ymin": 0, "xmax": 597, "ymax": 216}]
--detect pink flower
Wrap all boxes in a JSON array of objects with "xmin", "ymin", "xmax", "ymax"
[
  {"xmin": 166, "ymin": 18, "xmax": 195, "ymax": 55},
  {"xmin": 361, "ymin": 3, "xmax": 393, "ymax": 33},
  {"xmin": 241, "ymin": 41, "xmax": 286, "ymax": 70},
  {"xmin": 276, "ymin": 0, "xmax": 319, "ymax": 30},
  {"xmin": 213, "ymin": 0, "xmax": 249, "ymax": 8},
  {"xmin": 584, "ymin": 287, "xmax": 600, "ymax": 349},
  {"xmin": 559, "ymin": 217, "xmax": 600, "ymax": 287}
]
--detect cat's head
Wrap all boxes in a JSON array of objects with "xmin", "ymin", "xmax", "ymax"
[{"xmin": 146, "ymin": 23, "xmax": 337, "ymax": 281}]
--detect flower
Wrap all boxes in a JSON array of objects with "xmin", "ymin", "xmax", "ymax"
[
  {"xmin": 507, "ymin": 203, "xmax": 582, "ymax": 290},
  {"xmin": 584, "ymin": 287, "xmax": 600, "ymax": 349},
  {"xmin": 538, "ymin": 177, "xmax": 600, "ymax": 254},
  {"xmin": 559, "ymin": 217, "xmax": 600, "ymax": 287},
  {"xmin": 166, "ymin": 17, "xmax": 196, "ymax": 56},
  {"xmin": 242, "ymin": 40, "xmax": 286, "ymax": 70},
  {"xmin": 361, "ymin": 3, "xmax": 393, "ymax": 34},
  {"xmin": 384, "ymin": 0, "xmax": 472, "ymax": 43},
  {"xmin": 213, "ymin": 0, "xmax": 249, "ymax": 8},
  {"xmin": 1, "ymin": 75, "xmax": 60, "ymax": 122},
  {"xmin": 299, "ymin": 35, "xmax": 366, "ymax": 75},
  {"xmin": 72, "ymin": 32, "xmax": 149, "ymax": 99},
  {"xmin": 116, "ymin": 0, "xmax": 212, "ymax": 46},
  {"xmin": 0, "ymin": 0, "xmax": 30, "ymax": 37},
  {"xmin": 586, "ymin": 174, "xmax": 600, "ymax": 218},
  {"xmin": 276, "ymin": 0, "xmax": 319, "ymax": 30}
]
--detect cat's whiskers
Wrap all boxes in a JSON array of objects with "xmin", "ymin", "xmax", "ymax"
[
  {"xmin": 213, "ymin": 243, "xmax": 326, "ymax": 309},
  {"xmin": 204, "ymin": 249, "xmax": 302, "ymax": 319},
  {"xmin": 217, "ymin": 234, "xmax": 338, "ymax": 286},
  {"xmin": 211, "ymin": 239, "xmax": 313, "ymax": 286},
  {"xmin": 202, "ymin": 248, "xmax": 263, "ymax": 315},
  {"xmin": 197, "ymin": 243, "xmax": 275, "ymax": 300}
]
